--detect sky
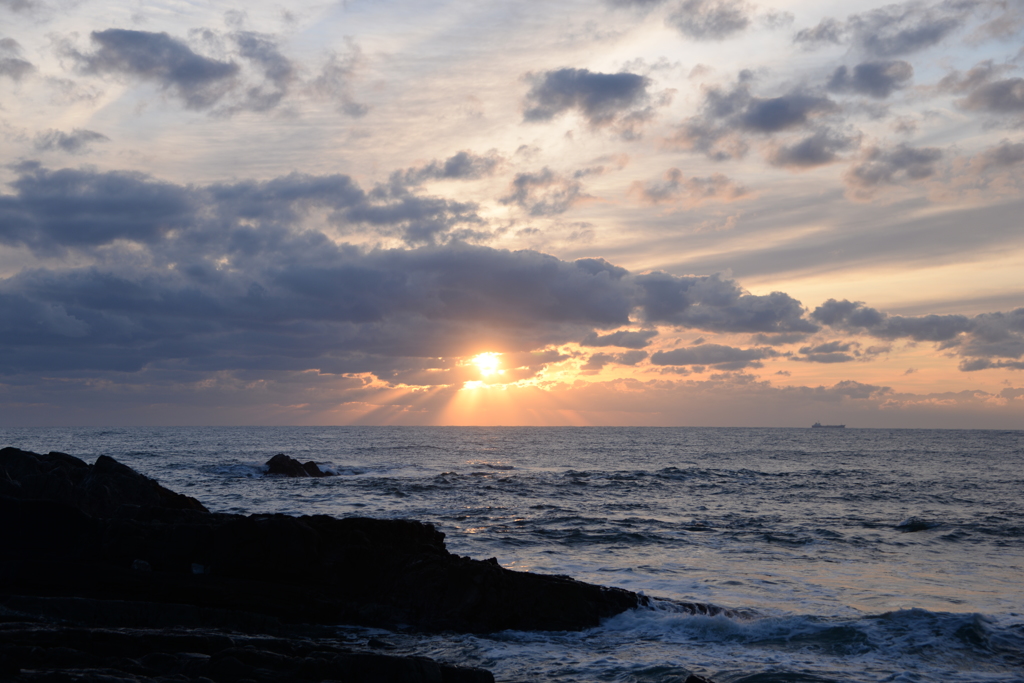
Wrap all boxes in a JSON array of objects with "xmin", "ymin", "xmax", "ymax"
[{"xmin": 1, "ymin": 0, "xmax": 1023, "ymax": 428}]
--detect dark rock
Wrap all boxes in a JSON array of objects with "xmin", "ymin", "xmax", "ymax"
[
  {"xmin": 0, "ymin": 620, "xmax": 495, "ymax": 682},
  {"xmin": 0, "ymin": 447, "xmax": 686, "ymax": 681},
  {"xmin": 0, "ymin": 447, "xmax": 208, "ymax": 517},
  {"xmin": 265, "ymin": 454, "xmax": 332, "ymax": 478},
  {"xmin": 1, "ymin": 448, "xmax": 645, "ymax": 633}
]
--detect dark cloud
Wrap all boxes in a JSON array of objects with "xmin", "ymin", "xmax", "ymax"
[
  {"xmin": 4, "ymin": 164, "xmax": 1018, "ymax": 388},
  {"xmin": 33, "ymin": 129, "xmax": 110, "ymax": 154},
  {"xmin": 499, "ymin": 168, "xmax": 589, "ymax": 216},
  {"xmin": 581, "ymin": 329, "xmax": 658, "ymax": 348},
  {"xmin": 768, "ymin": 129, "xmax": 857, "ymax": 168},
  {"xmin": 794, "ymin": 0, "xmax": 981, "ymax": 57},
  {"xmin": 845, "ymin": 143, "xmax": 943, "ymax": 190},
  {"xmin": 820, "ymin": 379, "xmax": 889, "ymax": 400},
  {"xmin": 651, "ymin": 343, "xmax": 779, "ymax": 370},
  {"xmin": 396, "ymin": 151, "xmax": 504, "ymax": 186},
  {"xmin": 582, "ymin": 349, "xmax": 648, "ymax": 372},
  {"xmin": 960, "ymin": 78, "xmax": 1024, "ymax": 113},
  {"xmin": 828, "ymin": 60, "xmax": 914, "ymax": 98},
  {"xmin": 811, "ymin": 299, "xmax": 973, "ymax": 341},
  {"xmin": 671, "ymin": 79, "xmax": 837, "ymax": 160},
  {"xmin": 0, "ymin": 237, "xmax": 642, "ymax": 377},
  {"xmin": 666, "ymin": 0, "xmax": 752, "ymax": 40},
  {"xmin": 793, "ymin": 17, "xmax": 846, "ymax": 46},
  {"xmin": 631, "ymin": 169, "xmax": 746, "ymax": 204},
  {"xmin": 738, "ymin": 92, "xmax": 836, "ymax": 133},
  {"xmin": 852, "ymin": 1, "xmax": 977, "ymax": 56},
  {"xmin": 959, "ymin": 358, "xmax": 1024, "ymax": 371},
  {"xmin": 72, "ymin": 29, "xmax": 239, "ymax": 110},
  {"xmin": 0, "ymin": 0, "xmax": 40, "ymax": 13},
  {"xmin": 937, "ymin": 60, "xmax": 1006, "ymax": 94},
  {"xmin": 811, "ymin": 299, "xmax": 1024, "ymax": 371},
  {"xmin": 937, "ymin": 60, "xmax": 1024, "ymax": 116},
  {"xmin": 0, "ymin": 165, "xmax": 484, "ymax": 252},
  {"xmin": 0, "ymin": 165, "xmax": 196, "ymax": 251},
  {"xmin": 522, "ymin": 67, "xmax": 651, "ymax": 128},
  {"xmin": 795, "ymin": 340, "xmax": 859, "ymax": 363},
  {"xmin": 0, "ymin": 37, "xmax": 35, "ymax": 81},
  {"xmin": 958, "ymin": 309, "xmax": 1024, "ymax": 362},
  {"xmin": 977, "ymin": 139, "xmax": 1024, "ymax": 169},
  {"xmin": 636, "ymin": 272, "xmax": 818, "ymax": 334},
  {"xmin": 231, "ymin": 31, "xmax": 296, "ymax": 112}
]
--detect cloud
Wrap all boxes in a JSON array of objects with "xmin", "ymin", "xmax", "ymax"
[
  {"xmin": 845, "ymin": 142, "xmax": 943, "ymax": 192},
  {"xmin": 580, "ymin": 329, "xmax": 659, "ymax": 348},
  {"xmin": 795, "ymin": 340, "xmax": 859, "ymax": 363},
  {"xmin": 0, "ymin": 165, "xmax": 196, "ymax": 251},
  {"xmin": 230, "ymin": 31, "xmax": 297, "ymax": 112},
  {"xmin": 637, "ymin": 272, "xmax": 818, "ymax": 334},
  {"xmin": 827, "ymin": 60, "xmax": 914, "ymax": 98},
  {"xmin": 936, "ymin": 60, "xmax": 1024, "ymax": 118},
  {"xmin": 768, "ymin": 129, "xmax": 858, "ymax": 168},
  {"xmin": 0, "ymin": 164, "xmax": 484, "ymax": 252},
  {"xmin": 522, "ymin": 67, "xmax": 653, "ymax": 130},
  {"xmin": 793, "ymin": 17, "xmax": 845, "ymax": 46},
  {"xmin": 71, "ymin": 29, "xmax": 240, "ymax": 110},
  {"xmin": 960, "ymin": 77, "xmax": 1024, "ymax": 113},
  {"xmin": 3, "ymin": 165, "xmax": 1018, "ymax": 390},
  {"xmin": 0, "ymin": 238, "xmax": 644, "ymax": 378},
  {"xmin": 958, "ymin": 309, "xmax": 1024, "ymax": 361},
  {"xmin": 0, "ymin": 37, "xmax": 35, "ymax": 81},
  {"xmin": 666, "ymin": 0, "xmax": 753, "ymax": 40},
  {"xmin": 812, "ymin": 299, "xmax": 972, "ymax": 341},
  {"xmin": 582, "ymin": 349, "xmax": 648, "ymax": 372},
  {"xmin": 670, "ymin": 78, "xmax": 838, "ymax": 160},
  {"xmin": 794, "ymin": 0, "xmax": 981, "ymax": 57},
  {"xmin": 738, "ymin": 92, "xmax": 836, "ymax": 133},
  {"xmin": 812, "ymin": 300, "xmax": 1024, "ymax": 370},
  {"xmin": 499, "ymin": 168, "xmax": 590, "ymax": 216},
  {"xmin": 395, "ymin": 150, "xmax": 504, "ymax": 186},
  {"xmin": 0, "ymin": 0, "xmax": 40, "ymax": 14},
  {"xmin": 650, "ymin": 343, "xmax": 780, "ymax": 370},
  {"xmin": 631, "ymin": 169, "xmax": 746, "ymax": 205},
  {"xmin": 306, "ymin": 42, "xmax": 367, "ymax": 117},
  {"xmin": 976, "ymin": 139, "xmax": 1024, "ymax": 169},
  {"xmin": 33, "ymin": 129, "xmax": 110, "ymax": 154}
]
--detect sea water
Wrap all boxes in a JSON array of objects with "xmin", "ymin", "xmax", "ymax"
[{"xmin": 2, "ymin": 426, "xmax": 1022, "ymax": 682}]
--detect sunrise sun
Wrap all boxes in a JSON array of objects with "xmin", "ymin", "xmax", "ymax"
[{"xmin": 471, "ymin": 352, "xmax": 504, "ymax": 377}]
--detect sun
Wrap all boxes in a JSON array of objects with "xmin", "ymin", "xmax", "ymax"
[{"xmin": 472, "ymin": 352, "xmax": 504, "ymax": 378}]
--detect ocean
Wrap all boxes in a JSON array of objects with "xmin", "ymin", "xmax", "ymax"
[{"xmin": 2, "ymin": 426, "xmax": 1022, "ymax": 682}]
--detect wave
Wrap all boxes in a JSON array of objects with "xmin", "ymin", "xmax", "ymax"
[{"xmin": 596, "ymin": 605, "xmax": 1024, "ymax": 678}]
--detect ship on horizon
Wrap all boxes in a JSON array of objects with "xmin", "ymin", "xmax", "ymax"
[{"xmin": 811, "ymin": 422, "xmax": 846, "ymax": 428}]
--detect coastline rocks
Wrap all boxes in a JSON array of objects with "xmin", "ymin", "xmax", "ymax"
[
  {"xmin": 1, "ymin": 448, "xmax": 646, "ymax": 635},
  {"xmin": 0, "ymin": 618, "xmax": 494, "ymax": 682},
  {"xmin": 0, "ymin": 447, "xmax": 208, "ymax": 517},
  {"xmin": 265, "ymin": 453, "xmax": 333, "ymax": 477}
]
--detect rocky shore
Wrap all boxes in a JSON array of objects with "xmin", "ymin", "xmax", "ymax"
[{"xmin": 0, "ymin": 447, "xmax": 662, "ymax": 682}]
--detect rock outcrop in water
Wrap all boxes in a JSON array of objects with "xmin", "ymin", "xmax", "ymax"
[
  {"xmin": 265, "ymin": 453, "xmax": 334, "ymax": 477},
  {"xmin": 0, "ymin": 446, "xmax": 648, "ymax": 681}
]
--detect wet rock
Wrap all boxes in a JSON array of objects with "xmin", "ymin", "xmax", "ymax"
[{"xmin": 265, "ymin": 454, "xmax": 332, "ymax": 477}]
